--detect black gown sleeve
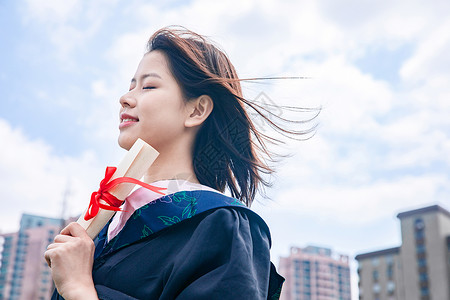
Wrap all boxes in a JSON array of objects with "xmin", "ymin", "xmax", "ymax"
[{"xmin": 161, "ymin": 208, "xmax": 276, "ymax": 300}]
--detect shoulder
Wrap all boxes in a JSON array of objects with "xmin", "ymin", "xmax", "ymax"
[
  {"xmin": 186, "ymin": 190, "xmax": 273, "ymax": 242},
  {"xmin": 181, "ymin": 206, "xmax": 272, "ymax": 253},
  {"xmin": 205, "ymin": 205, "xmax": 270, "ymax": 232}
]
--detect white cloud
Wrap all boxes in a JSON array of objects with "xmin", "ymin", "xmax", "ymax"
[
  {"xmin": 22, "ymin": 0, "xmax": 120, "ymax": 63},
  {"xmin": 106, "ymin": 32, "xmax": 149, "ymax": 81},
  {"xmin": 0, "ymin": 119, "xmax": 104, "ymax": 233},
  {"xmin": 400, "ymin": 18, "xmax": 450, "ymax": 83},
  {"xmin": 24, "ymin": 0, "xmax": 80, "ymax": 24},
  {"xmin": 274, "ymin": 174, "xmax": 448, "ymax": 225}
]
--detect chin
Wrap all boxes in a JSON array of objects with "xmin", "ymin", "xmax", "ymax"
[{"xmin": 117, "ymin": 136, "xmax": 136, "ymax": 151}]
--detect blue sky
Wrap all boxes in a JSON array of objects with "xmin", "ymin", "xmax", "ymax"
[{"xmin": 1, "ymin": 1, "xmax": 450, "ymax": 298}]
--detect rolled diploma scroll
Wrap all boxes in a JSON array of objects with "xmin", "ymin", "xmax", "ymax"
[{"xmin": 77, "ymin": 138, "xmax": 159, "ymax": 239}]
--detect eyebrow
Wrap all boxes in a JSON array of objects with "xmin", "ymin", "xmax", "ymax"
[{"xmin": 131, "ymin": 72, "xmax": 162, "ymax": 83}]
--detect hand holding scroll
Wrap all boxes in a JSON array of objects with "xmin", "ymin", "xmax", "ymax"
[
  {"xmin": 44, "ymin": 138, "xmax": 163, "ymax": 298},
  {"xmin": 45, "ymin": 222, "xmax": 97, "ymax": 299}
]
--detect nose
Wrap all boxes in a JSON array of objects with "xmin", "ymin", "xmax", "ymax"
[{"xmin": 119, "ymin": 91, "xmax": 136, "ymax": 107}]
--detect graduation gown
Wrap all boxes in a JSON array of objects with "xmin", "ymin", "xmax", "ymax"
[{"xmin": 52, "ymin": 190, "xmax": 284, "ymax": 299}]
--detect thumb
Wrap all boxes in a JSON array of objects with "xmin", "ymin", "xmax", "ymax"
[{"xmin": 60, "ymin": 222, "xmax": 89, "ymax": 238}]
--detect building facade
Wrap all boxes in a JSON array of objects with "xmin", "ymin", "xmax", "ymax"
[
  {"xmin": 0, "ymin": 214, "xmax": 63, "ymax": 300},
  {"xmin": 279, "ymin": 245, "xmax": 352, "ymax": 300},
  {"xmin": 355, "ymin": 205, "xmax": 450, "ymax": 300},
  {"xmin": 355, "ymin": 247, "xmax": 403, "ymax": 300}
]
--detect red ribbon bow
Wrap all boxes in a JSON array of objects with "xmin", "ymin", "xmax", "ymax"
[{"xmin": 84, "ymin": 166, "xmax": 166, "ymax": 221}]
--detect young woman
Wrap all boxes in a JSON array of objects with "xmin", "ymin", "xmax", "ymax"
[{"xmin": 45, "ymin": 27, "xmax": 300, "ymax": 299}]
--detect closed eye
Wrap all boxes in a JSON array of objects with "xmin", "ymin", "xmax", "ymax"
[{"xmin": 143, "ymin": 86, "xmax": 156, "ymax": 90}]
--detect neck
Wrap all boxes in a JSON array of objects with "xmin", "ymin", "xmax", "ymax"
[{"xmin": 143, "ymin": 143, "xmax": 199, "ymax": 184}]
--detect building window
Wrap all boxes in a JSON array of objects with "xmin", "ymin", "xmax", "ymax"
[
  {"xmin": 372, "ymin": 270, "xmax": 379, "ymax": 282},
  {"xmin": 417, "ymin": 258, "xmax": 427, "ymax": 267},
  {"xmin": 416, "ymin": 244, "xmax": 426, "ymax": 254},
  {"xmin": 419, "ymin": 272, "xmax": 428, "ymax": 282},
  {"xmin": 303, "ymin": 262, "xmax": 310, "ymax": 273},
  {"xmin": 415, "ymin": 230, "xmax": 425, "ymax": 240},
  {"xmin": 371, "ymin": 257, "xmax": 379, "ymax": 267},
  {"xmin": 447, "ymin": 237, "xmax": 450, "ymax": 267},
  {"xmin": 420, "ymin": 286, "xmax": 429, "ymax": 296},
  {"xmin": 385, "ymin": 255, "xmax": 393, "ymax": 264},
  {"xmin": 387, "ymin": 263, "xmax": 394, "ymax": 279},
  {"xmin": 387, "ymin": 281, "xmax": 395, "ymax": 295},
  {"xmin": 414, "ymin": 218, "xmax": 425, "ymax": 230}
]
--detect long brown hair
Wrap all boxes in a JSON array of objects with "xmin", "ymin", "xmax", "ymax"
[{"xmin": 147, "ymin": 27, "xmax": 315, "ymax": 207}]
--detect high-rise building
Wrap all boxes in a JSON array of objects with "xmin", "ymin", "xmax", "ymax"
[
  {"xmin": 355, "ymin": 205, "xmax": 450, "ymax": 300},
  {"xmin": 0, "ymin": 214, "xmax": 63, "ymax": 300},
  {"xmin": 279, "ymin": 245, "xmax": 352, "ymax": 300}
]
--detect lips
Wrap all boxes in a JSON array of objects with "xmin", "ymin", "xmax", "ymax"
[
  {"xmin": 120, "ymin": 113, "xmax": 139, "ymax": 122},
  {"xmin": 119, "ymin": 113, "xmax": 139, "ymax": 129}
]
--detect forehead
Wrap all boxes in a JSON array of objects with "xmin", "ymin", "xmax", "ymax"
[{"xmin": 134, "ymin": 51, "xmax": 172, "ymax": 79}]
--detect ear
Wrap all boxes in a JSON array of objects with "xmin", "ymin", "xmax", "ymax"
[{"xmin": 184, "ymin": 95, "xmax": 214, "ymax": 128}]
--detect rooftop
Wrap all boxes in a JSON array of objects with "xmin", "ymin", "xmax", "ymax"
[
  {"xmin": 397, "ymin": 204, "xmax": 450, "ymax": 219},
  {"xmin": 355, "ymin": 247, "xmax": 400, "ymax": 260}
]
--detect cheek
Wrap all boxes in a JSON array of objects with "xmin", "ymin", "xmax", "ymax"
[
  {"xmin": 146, "ymin": 96, "xmax": 186, "ymax": 123},
  {"xmin": 140, "ymin": 103, "xmax": 186, "ymax": 136}
]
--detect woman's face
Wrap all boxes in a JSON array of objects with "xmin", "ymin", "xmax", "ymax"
[{"xmin": 118, "ymin": 50, "xmax": 188, "ymax": 151}]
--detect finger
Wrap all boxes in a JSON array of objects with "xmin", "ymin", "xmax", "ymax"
[
  {"xmin": 59, "ymin": 223, "xmax": 73, "ymax": 236},
  {"xmin": 44, "ymin": 249, "xmax": 52, "ymax": 267},
  {"xmin": 61, "ymin": 222, "xmax": 88, "ymax": 238},
  {"xmin": 54, "ymin": 234, "xmax": 73, "ymax": 243},
  {"xmin": 46, "ymin": 243, "xmax": 59, "ymax": 250}
]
